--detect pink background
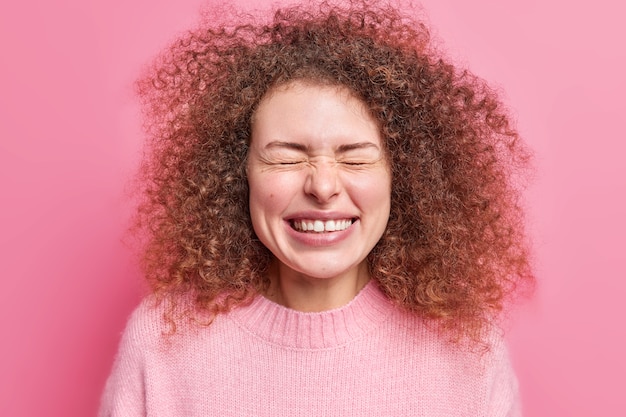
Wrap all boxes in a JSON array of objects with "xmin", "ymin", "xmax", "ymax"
[{"xmin": 1, "ymin": 0, "xmax": 624, "ymax": 416}]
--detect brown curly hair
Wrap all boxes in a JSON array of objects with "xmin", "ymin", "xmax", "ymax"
[{"xmin": 134, "ymin": 0, "xmax": 534, "ymax": 341}]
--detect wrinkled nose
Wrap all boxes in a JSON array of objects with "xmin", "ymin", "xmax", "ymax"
[{"xmin": 303, "ymin": 161, "xmax": 340, "ymax": 203}]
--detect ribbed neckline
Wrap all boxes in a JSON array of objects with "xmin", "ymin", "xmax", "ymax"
[{"xmin": 228, "ymin": 280, "xmax": 393, "ymax": 350}]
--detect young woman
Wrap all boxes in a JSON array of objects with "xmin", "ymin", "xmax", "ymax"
[{"xmin": 100, "ymin": 1, "xmax": 534, "ymax": 415}]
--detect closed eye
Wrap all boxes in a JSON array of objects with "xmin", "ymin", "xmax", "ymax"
[{"xmin": 339, "ymin": 158, "xmax": 381, "ymax": 167}]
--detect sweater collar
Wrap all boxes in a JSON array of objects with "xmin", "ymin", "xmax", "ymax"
[{"xmin": 228, "ymin": 280, "xmax": 393, "ymax": 350}]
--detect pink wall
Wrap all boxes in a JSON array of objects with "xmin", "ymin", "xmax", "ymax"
[{"xmin": 1, "ymin": 1, "xmax": 624, "ymax": 416}]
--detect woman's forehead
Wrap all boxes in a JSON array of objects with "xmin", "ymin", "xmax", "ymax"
[{"xmin": 253, "ymin": 82, "xmax": 379, "ymax": 141}]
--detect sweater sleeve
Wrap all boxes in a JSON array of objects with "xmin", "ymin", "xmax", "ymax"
[
  {"xmin": 98, "ymin": 303, "xmax": 151, "ymax": 417},
  {"xmin": 486, "ymin": 335, "xmax": 522, "ymax": 417}
]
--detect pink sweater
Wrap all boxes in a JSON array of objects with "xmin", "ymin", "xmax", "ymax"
[{"xmin": 100, "ymin": 281, "xmax": 521, "ymax": 416}]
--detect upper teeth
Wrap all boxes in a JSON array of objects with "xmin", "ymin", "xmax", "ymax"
[{"xmin": 293, "ymin": 219, "xmax": 353, "ymax": 232}]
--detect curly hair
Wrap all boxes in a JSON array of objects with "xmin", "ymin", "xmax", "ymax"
[{"xmin": 134, "ymin": 0, "xmax": 534, "ymax": 342}]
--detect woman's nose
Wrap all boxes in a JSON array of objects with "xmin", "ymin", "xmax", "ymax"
[{"xmin": 303, "ymin": 161, "xmax": 340, "ymax": 203}]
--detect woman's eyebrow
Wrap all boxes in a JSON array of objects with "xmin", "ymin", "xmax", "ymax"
[
  {"xmin": 336, "ymin": 142, "xmax": 380, "ymax": 153},
  {"xmin": 263, "ymin": 141, "xmax": 380, "ymax": 153},
  {"xmin": 264, "ymin": 141, "xmax": 308, "ymax": 151}
]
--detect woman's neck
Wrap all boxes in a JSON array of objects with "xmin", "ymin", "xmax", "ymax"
[{"xmin": 264, "ymin": 260, "xmax": 371, "ymax": 312}]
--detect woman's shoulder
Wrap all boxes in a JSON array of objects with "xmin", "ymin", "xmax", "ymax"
[
  {"xmin": 118, "ymin": 293, "xmax": 235, "ymax": 353},
  {"xmin": 389, "ymin": 305, "xmax": 510, "ymax": 359},
  {"xmin": 117, "ymin": 294, "xmax": 199, "ymax": 351},
  {"xmin": 113, "ymin": 296, "xmax": 166, "ymax": 354}
]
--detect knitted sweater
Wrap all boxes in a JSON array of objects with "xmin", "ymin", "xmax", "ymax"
[{"xmin": 100, "ymin": 281, "xmax": 521, "ymax": 416}]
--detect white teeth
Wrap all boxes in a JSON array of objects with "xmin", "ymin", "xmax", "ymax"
[
  {"xmin": 313, "ymin": 220, "xmax": 324, "ymax": 232},
  {"xmin": 293, "ymin": 219, "xmax": 353, "ymax": 233}
]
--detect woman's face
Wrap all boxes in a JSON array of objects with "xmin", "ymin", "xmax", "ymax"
[{"xmin": 247, "ymin": 81, "xmax": 391, "ymax": 282}]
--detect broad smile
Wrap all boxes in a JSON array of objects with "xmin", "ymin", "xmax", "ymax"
[{"xmin": 291, "ymin": 218, "xmax": 355, "ymax": 233}]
